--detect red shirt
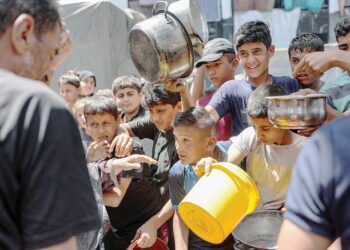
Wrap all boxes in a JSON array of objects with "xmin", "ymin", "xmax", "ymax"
[{"xmin": 197, "ymin": 91, "xmax": 232, "ymax": 141}]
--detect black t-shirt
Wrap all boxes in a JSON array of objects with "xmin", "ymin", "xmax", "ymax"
[{"xmin": 0, "ymin": 72, "xmax": 100, "ymax": 249}]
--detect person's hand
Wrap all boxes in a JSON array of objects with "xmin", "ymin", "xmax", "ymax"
[
  {"xmin": 291, "ymin": 88, "xmax": 318, "ymax": 96},
  {"xmin": 194, "ymin": 157, "xmax": 217, "ymax": 177},
  {"xmin": 292, "ymin": 51, "xmax": 333, "ymax": 79},
  {"xmin": 86, "ymin": 140, "xmax": 111, "ymax": 163},
  {"xmin": 193, "ymin": 40, "xmax": 204, "ymax": 56},
  {"xmin": 112, "ymin": 155, "xmax": 157, "ymax": 171},
  {"xmin": 164, "ymin": 79, "xmax": 188, "ymax": 93},
  {"xmin": 110, "ymin": 133, "xmax": 134, "ymax": 157},
  {"xmin": 131, "ymin": 219, "xmax": 158, "ymax": 248},
  {"xmin": 297, "ymin": 126, "xmax": 319, "ymax": 137}
]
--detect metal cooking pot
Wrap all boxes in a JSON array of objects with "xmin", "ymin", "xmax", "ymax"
[
  {"xmin": 266, "ymin": 94, "xmax": 327, "ymax": 129},
  {"xmin": 128, "ymin": 1, "xmax": 194, "ymax": 83},
  {"xmin": 168, "ymin": 0, "xmax": 209, "ymax": 44},
  {"xmin": 232, "ymin": 210, "xmax": 283, "ymax": 250}
]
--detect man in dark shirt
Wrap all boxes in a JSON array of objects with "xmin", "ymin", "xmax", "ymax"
[
  {"xmin": 278, "ymin": 117, "xmax": 350, "ymax": 249},
  {"xmin": 0, "ymin": 1, "xmax": 100, "ymax": 249}
]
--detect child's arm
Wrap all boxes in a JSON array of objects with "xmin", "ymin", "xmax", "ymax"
[
  {"xmin": 102, "ymin": 178, "xmax": 131, "ymax": 207},
  {"xmin": 164, "ymin": 79, "xmax": 195, "ymax": 110},
  {"xmin": 190, "ymin": 65, "xmax": 206, "ymax": 104},
  {"xmin": 173, "ymin": 210, "xmax": 189, "ymax": 250},
  {"xmin": 227, "ymin": 143, "xmax": 246, "ymax": 165}
]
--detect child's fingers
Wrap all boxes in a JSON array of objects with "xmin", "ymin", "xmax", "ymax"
[{"xmin": 129, "ymin": 155, "xmax": 157, "ymax": 165}]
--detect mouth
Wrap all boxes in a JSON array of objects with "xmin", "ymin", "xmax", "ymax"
[{"xmin": 246, "ymin": 65, "xmax": 259, "ymax": 70}]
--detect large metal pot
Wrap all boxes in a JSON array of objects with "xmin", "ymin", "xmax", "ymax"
[
  {"xmin": 232, "ymin": 210, "xmax": 283, "ymax": 250},
  {"xmin": 128, "ymin": 1, "xmax": 194, "ymax": 83},
  {"xmin": 266, "ymin": 94, "xmax": 327, "ymax": 129},
  {"xmin": 168, "ymin": 0, "xmax": 209, "ymax": 44}
]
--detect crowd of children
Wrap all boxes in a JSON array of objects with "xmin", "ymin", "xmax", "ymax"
[{"xmin": 54, "ymin": 16, "xmax": 350, "ymax": 250}]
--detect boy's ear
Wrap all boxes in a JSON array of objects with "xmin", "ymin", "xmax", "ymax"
[
  {"xmin": 268, "ymin": 45, "xmax": 275, "ymax": 58},
  {"xmin": 206, "ymin": 136, "xmax": 217, "ymax": 152},
  {"xmin": 230, "ymin": 57, "xmax": 238, "ymax": 72}
]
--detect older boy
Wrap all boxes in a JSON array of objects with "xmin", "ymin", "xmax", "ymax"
[
  {"xmin": 199, "ymin": 84, "xmax": 307, "ymax": 210},
  {"xmin": 112, "ymin": 75, "xmax": 146, "ymax": 123},
  {"xmin": 191, "ymin": 38, "xmax": 238, "ymax": 140},
  {"xmin": 169, "ymin": 107, "xmax": 234, "ymax": 249},
  {"xmin": 58, "ymin": 73, "xmax": 80, "ymax": 109},
  {"xmin": 84, "ymin": 95, "xmax": 160, "ymax": 250},
  {"xmin": 289, "ymin": 33, "xmax": 325, "ymax": 91},
  {"xmin": 206, "ymin": 21, "xmax": 301, "ymax": 136}
]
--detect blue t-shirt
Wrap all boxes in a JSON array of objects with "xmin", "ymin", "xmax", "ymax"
[
  {"xmin": 285, "ymin": 116, "xmax": 350, "ymax": 249},
  {"xmin": 169, "ymin": 144, "xmax": 233, "ymax": 249},
  {"xmin": 208, "ymin": 76, "xmax": 301, "ymax": 136}
]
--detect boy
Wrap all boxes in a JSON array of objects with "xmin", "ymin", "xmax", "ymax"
[
  {"xmin": 84, "ymin": 95, "xmax": 160, "ymax": 250},
  {"xmin": 58, "ymin": 73, "xmax": 80, "ymax": 109},
  {"xmin": 112, "ymin": 75, "xmax": 146, "ymax": 123},
  {"xmin": 169, "ymin": 107, "xmax": 234, "ymax": 249},
  {"xmin": 199, "ymin": 84, "xmax": 307, "ymax": 210},
  {"xmin": 108, "ymin": 83, "xmax": 184, "ymax": 249},
  {"xmin": 288, "ymin": 33, "xmax": 325, "ymax": 91},
  {"xmin": 206, "ymin": 20, "xmax": 301, "ymax": 137},
  {"xmin": 78, "ymin": 70, "xmax": 96, "ymax": 97},
  {"xmin": 191, "ymin": 38, "xmax": 238, "ymax": 140}
]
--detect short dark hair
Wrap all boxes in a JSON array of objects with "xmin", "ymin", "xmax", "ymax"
[
  {"xmin": 173, "ymin": 107, "xmax": 216, "ymax": 136},
  {"xmin": 58, "ymin": 73, "xmax": 80, "ymax": 88},
  {"xmin": 288, "ymin": 33, "xmax": 324, "ymax": 58},
  {"xmin": 247, "ymin": 84, "xmax": 287, "ymax": 118},
  {"xmin": 142, "ymin": 83, "xmax": 181, "ymax": 108},
  {"xmin": 112, "ymin": 75, "xmax": 142, "ymax": 96},
  {"xmin": 84, "ymin": 95, "xmax": 119, "ymax": 119},
  {"xmin": 334, "ymin": 16, "xmax": 350, "ymax": 40},
  {"xmin": 233, "ymin": 20, "xmax": 272, "ymax": 50},
  {"xmin": 0, "ymin": 0, "xmax": 61, "ymax": 38}
]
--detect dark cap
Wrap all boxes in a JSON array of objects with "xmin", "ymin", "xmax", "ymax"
[
  {"xmin": 77, "ymin": 70, "xmax": 96, "ymax": 85},
  {"xmin": 195, "ymin": 38, "xmax": 235, "ymax": 68}
]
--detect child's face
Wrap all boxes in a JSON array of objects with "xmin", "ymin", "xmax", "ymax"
[
  {"xmin": 338, "ymin": 32, "xmax": 350, "ymax": 52},
  {"xmin": 73, "ymin": 103, "xmax": 87, "ymax": 130},
  {"xmin": 204, "ymin": 56, "xmax": 237, "ymax": 89},
  {"xmin": 79, "ymin": 76, "xmax": 95, "ymax": 96},
  {"xmin": 115, "ymin": 87, "xmax": 141, "ymax": 114},
  {"xmin": 174, "ymin": 125, "xmax": 215, "ymax": 165},
  {"xmin": 148, "ymin": 102, "xmax": 181, "ymax": 131},
  {"xmin": 59, "ymin": 83, "xmax": 79, "ymax": 106},
  {"xmin": 237, "ymin": 42, "xmax": 274, "ymax": 79},
  {"xmin": 289, "ymin": 48, "xmax": 319, "ymax": 85},
  {"xmin": 86, "ymin": 112, "xmax": 119, "ymax": 143},
  {"xmin": 250, "ymin": 117, "xmax": 290, "ymax": 145}
]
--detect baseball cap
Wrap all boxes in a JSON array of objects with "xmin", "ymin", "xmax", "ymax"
[{"xmin": 195, "ymin": 38, "xmax": 235, "ymax": 68}]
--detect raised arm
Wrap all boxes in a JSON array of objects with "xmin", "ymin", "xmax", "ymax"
[
  {"xmin": 173, "ymin": 210, "xmax": 189, "ymax": 250},
  {"xmin": 190, "ymin": 65, "xmax": 206, "ymax": 104}
]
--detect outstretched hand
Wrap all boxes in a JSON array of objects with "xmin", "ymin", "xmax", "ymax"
[
  {"xmin": 194, "ymin": 157, "xmax": 217, "ymax": 177},
  {"xmin": 112, "ymin": 155, "xmax": 157, "ymax": 171}
]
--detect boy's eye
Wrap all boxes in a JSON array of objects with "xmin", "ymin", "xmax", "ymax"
[
  {"xmin": 292, "ymin": 59, "xmax": 299, "ymax": 64},
  {"xmin": 117, "ymin": 94, "xmax": 124, "ymax": 98}
]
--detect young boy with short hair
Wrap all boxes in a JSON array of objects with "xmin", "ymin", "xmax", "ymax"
[
  {"xmin": 112, "ymin": 75, "xmax": 146, "ymax": 123},
  {"xmin": 58, "ymin": 73, "xmax": 80, "ymax": 109},
  {"xmin": 288, "ymin": 33, "xmax": 325, "ymax": 91},
  {"xmin": 84, "ymin": 95, "xmax": 160, "ymax": 250},
  {"xmin": 191, "ymin": 38, "xmax": 238, "ymax": 140},
  {"xmin": 199, "ymin": 84, "xmax": 307, "ymax": 210},
  {"xmin": 206, "ymin": 20, "xmax": 301, "ymax": 137},
  {"xmin": 169, "ymin": 107, "xmax": 234, "ymax": 249}
]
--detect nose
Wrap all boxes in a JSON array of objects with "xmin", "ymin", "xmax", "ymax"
[{"xmin": 246, "ymin": 54, "xmax": 257, "ymax": 65}]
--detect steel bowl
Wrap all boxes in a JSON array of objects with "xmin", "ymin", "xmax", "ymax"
[
  {"xmin": 232, "ymin": 210, "xmax": 283, "ymax": 250},
  {"xmin": 266, "ymin": 94, "xmax": 327, "ymax": 129}
]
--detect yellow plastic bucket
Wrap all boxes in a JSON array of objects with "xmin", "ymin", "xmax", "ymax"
[{"xmin": 178, "ymin": 162, "xmax": 260, "ymax": 244}]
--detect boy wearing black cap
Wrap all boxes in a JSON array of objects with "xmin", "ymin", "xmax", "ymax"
[{"xmin": 190, "ymin": 38, "xmax": 238, "ymax": 141}]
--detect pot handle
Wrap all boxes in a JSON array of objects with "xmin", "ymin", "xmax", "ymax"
[{"xmin": 152, "ymin": 1, "xmax": 169, "ymax": 17}]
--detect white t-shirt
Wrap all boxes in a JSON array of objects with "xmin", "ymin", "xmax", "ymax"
[{"xmin": 231, "ymin": 126, "xmax": 308, "ymax": 210}]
